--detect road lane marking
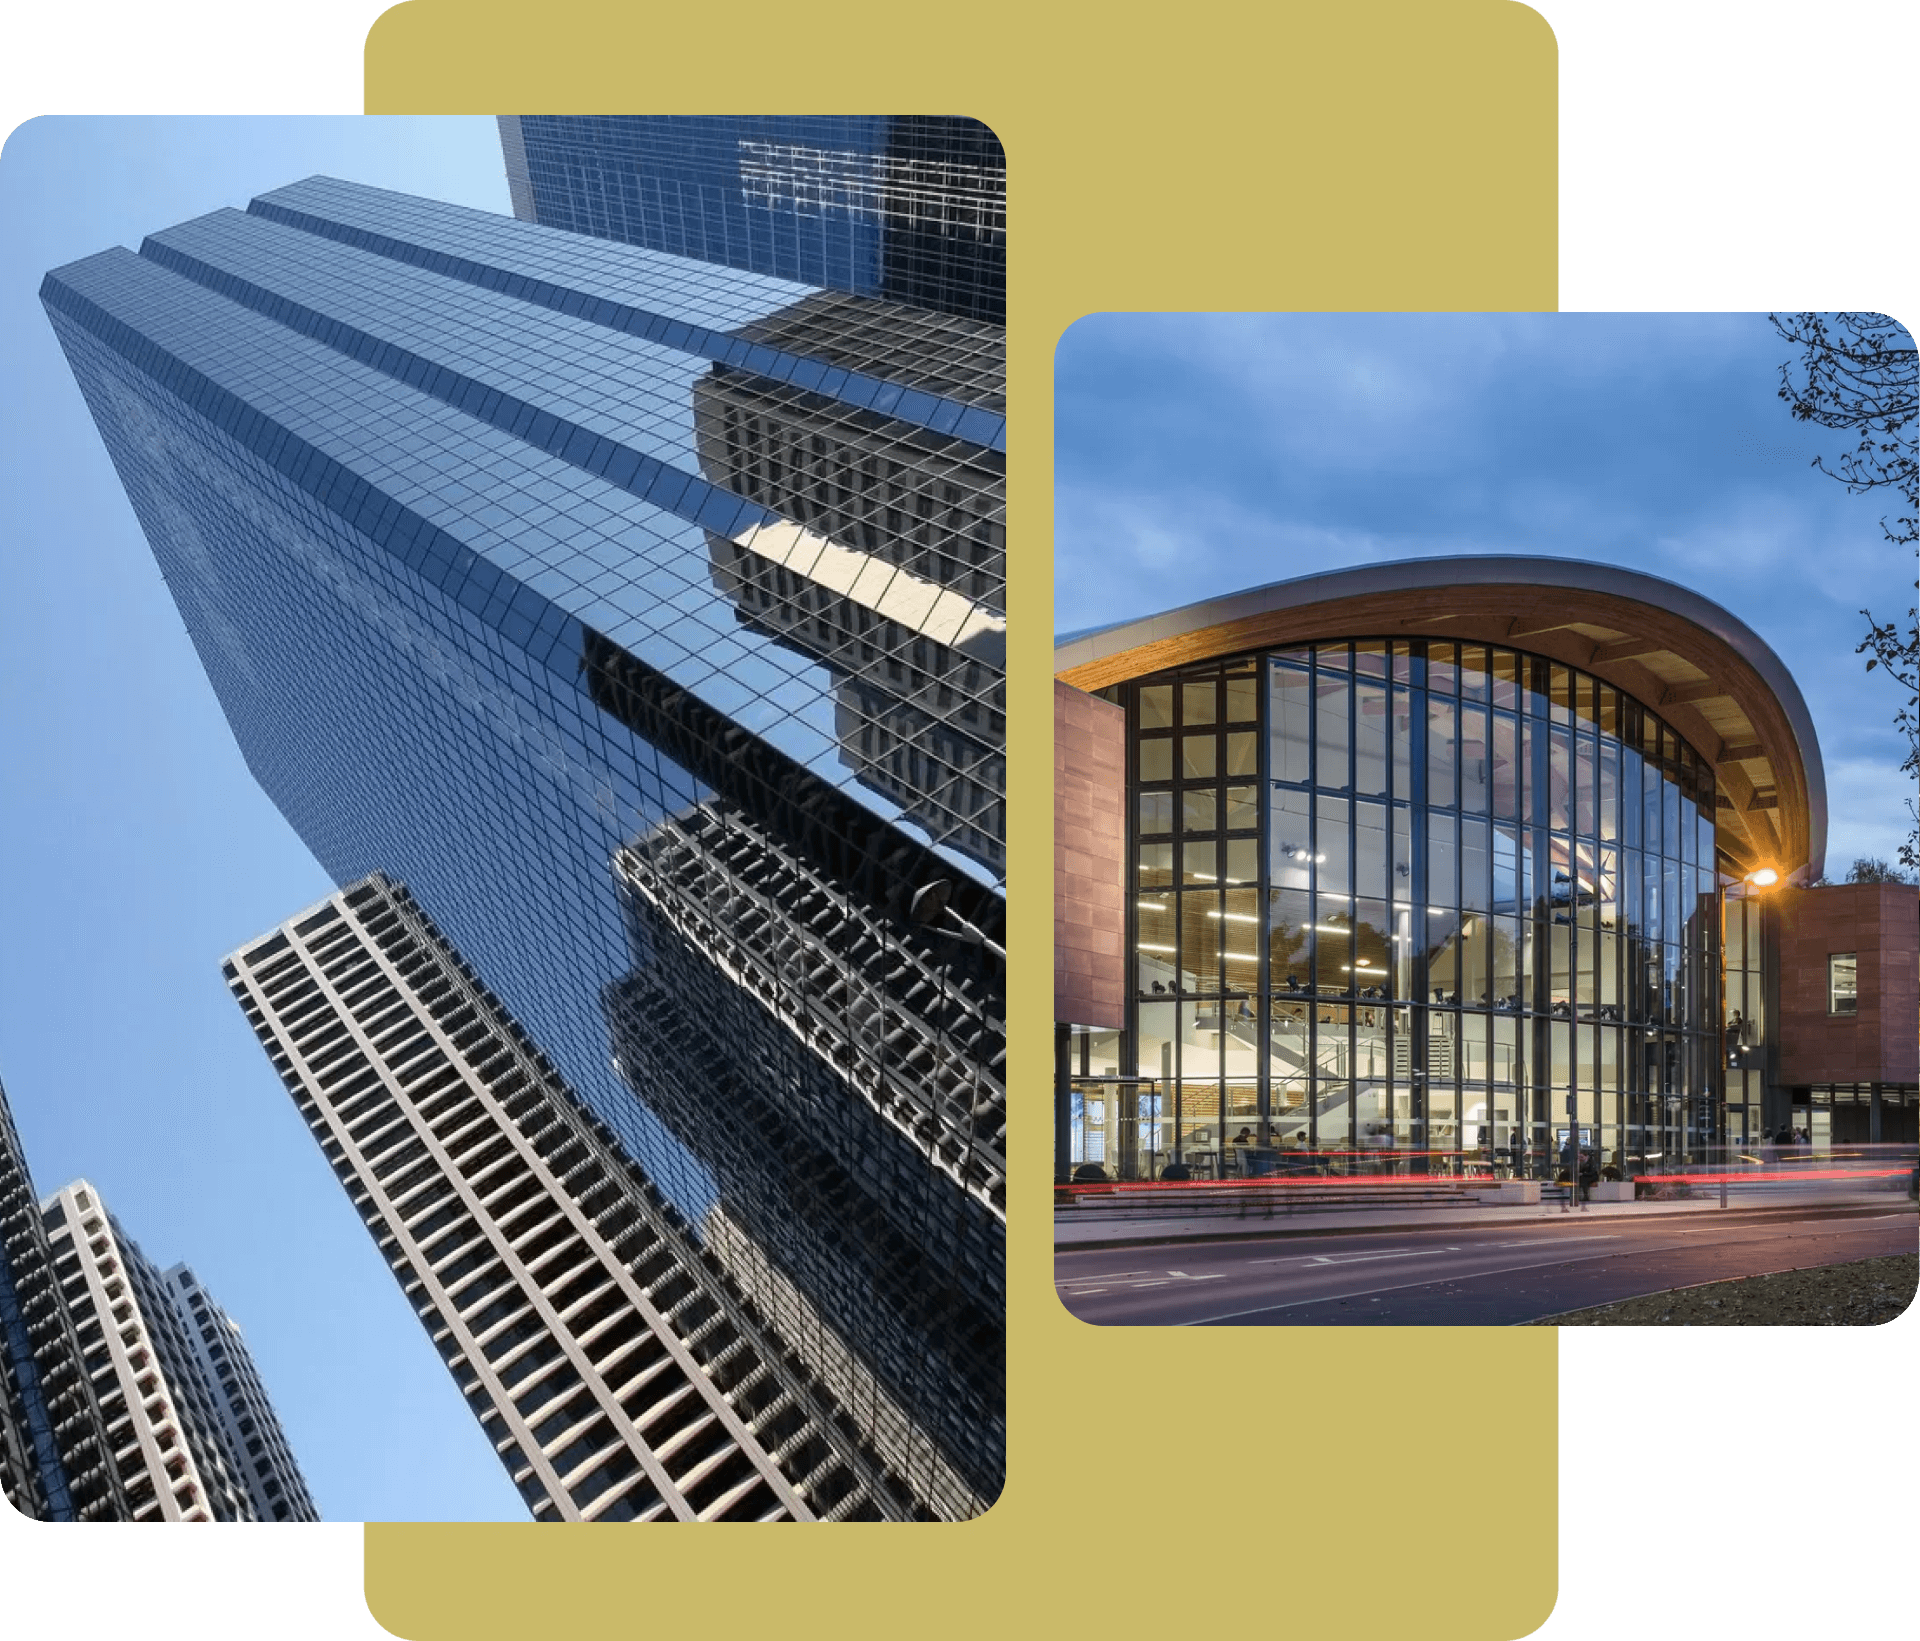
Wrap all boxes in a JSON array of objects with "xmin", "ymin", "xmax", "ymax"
[
  {"xmin": 1248, "ymin": 1247, "xmax": 1436, "ymax": 1265},
  {"xmin": 1486, "ymin": 1236, "xmax": 1623, "ymax": 1250},
  {"xmin": 1303, "ymin": 1248, "xmax": 1461, "ymax": 1266},
  {"xmin": 1244, "ymin": 1234, "xmax": 1625, "ymax": 1266},
  {"xmin": 1058, "ymin": 1270, "xmax": 1227, "ymax": 1292},
  {"xmin": 1172, "ymin": 1245, "xmax": 1645, "ymax": 1326}
]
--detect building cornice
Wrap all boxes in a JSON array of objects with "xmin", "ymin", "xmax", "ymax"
[{"xmin": 1055, "ymin": 556, "xmax": 1827, "ymax": 881}]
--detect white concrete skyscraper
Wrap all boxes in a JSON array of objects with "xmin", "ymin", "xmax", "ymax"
[
  {"xmin": 37, "ymin": 1182, "xmax": 312, "ymax": 1522},
  {"xmin": 161, "ymin": 1266, "xmax": 318, "ymax": 1522},
  {"xmin": 225, "ymin": 873, "xmax": 937, "ymax": 1520}
]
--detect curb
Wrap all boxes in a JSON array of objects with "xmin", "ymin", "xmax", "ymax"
[{"xmin": 1053, "ymin": 1200, "xmax": 1916, "ymax": 1254}]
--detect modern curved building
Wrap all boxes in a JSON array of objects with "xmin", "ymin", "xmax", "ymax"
[{"xmin": 1054, "ymin": 556, "xmax": 1842, "ymax": 1176}]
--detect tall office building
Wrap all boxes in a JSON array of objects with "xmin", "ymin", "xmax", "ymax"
[
  {"xmin": 37, "ymin": 1182, "xmax": 303, "ymax": 1522},
  {"xmin": 691, "ymin": 290, "xmax": 1007, "ymax": 874},
  {"xmin": 604, "ymin": 812, "xmax": 1004, "ymax": 1512},
  {"xmin": 226, "ymin": 873, "xmax": 931, "ymax": 1520},
  {"xmin": 500, "ymin": 116, "xmax": 1006, "ymax": 322},
  {"xmin": 44, "ymin": 148, "xmax": 1006, "ymax": 1513},
  {"xmin": 162, "ymin": 1267, "xmax": 319, "ymax": 1522},
  {"xmin": 3, "ymin": 1080, "xmax": 310, "ymax": 1524},
  {"xmin": 1, "ymin": 1081, "xmax": 126, "ymax": 1521}
]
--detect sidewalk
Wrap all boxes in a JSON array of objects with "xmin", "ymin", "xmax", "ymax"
[{"xmin": 1054, "ymin": 1186, "xmax": 1916, "ymax": 1250}]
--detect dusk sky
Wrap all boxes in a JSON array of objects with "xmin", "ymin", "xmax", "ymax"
[
  {"xmin": 1055, "ymin": 310, "xmax": 1917, "ymax": 877},
  {"xmin": 1, "ymin": 116, "xmax": 523, "ymax": 1522}
]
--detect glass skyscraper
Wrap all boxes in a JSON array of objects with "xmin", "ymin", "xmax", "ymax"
[
  {"xmin": 43, "ymin": 150, "xmax": 1005, "ymax": 1511},
  {"xmin": 2, "ymin": 1078, "xmax": 125, "ymax": 1522},
  {"xmin": 500, "ymin": 116, "xmax": 1006, "ymax": 323}
]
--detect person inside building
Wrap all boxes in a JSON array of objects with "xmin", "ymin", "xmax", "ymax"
[{"xmin": 1227, "ymin": 1126, "xmax": 1254, "ymax": 1175}]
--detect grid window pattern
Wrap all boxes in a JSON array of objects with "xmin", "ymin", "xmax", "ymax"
[
  {"xmin": 502, "ymin": 116, "xmax": 1006, "ymax": 324},
  {"xmin": 1722, "ymin": 892, "xmax": 1767, "ymax": 1143},
  {"xmin": 1118, "ymin": 639, "xmax": 1725, "ymax": 1176},
  {"xmin": 39, "ymin": 1185, "xmax": 256, "ymax": 1523},
  {"xmin": 162, "ymin": 1267, "xmax": 319, "ymax": 1522},
  {"xmin": 226, "ymin": 875, "xmax": 953, "ymax": 1522},
  {"xmin": 604, "ymin": 793, "xmax": 1006, "ymax": 1515},
  {"xmin": 1, "ymin": 1081, "xmax": 129, "ymax": 1522},
  {"xmin": 42, "ymin": 160, "xmax": 1006, "ymax": 1516}
]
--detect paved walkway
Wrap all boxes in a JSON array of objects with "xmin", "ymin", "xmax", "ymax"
[{"xmin": 1054, "ymin": 1186, "xmax": 1916, "ymax": 1250}]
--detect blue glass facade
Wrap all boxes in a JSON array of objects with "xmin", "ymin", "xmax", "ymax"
[
  {"xmin": 502, "ymin": 116, "xmax": 1006, "ymax": 323},
  {"xmin": 1, "ymin": 1080, "xmax": 126, "ymax": 1521},
  {"xmin": 0, "ymin": 1080, "xmax": 71, "ymax": 1520},
  {"xmin": 44, "ymin": 166, "xmax": 1005, "ymax": 1508}
]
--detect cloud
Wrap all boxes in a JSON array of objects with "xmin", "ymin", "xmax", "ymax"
[
  {"xmin": 1821, "ymin": 754, "xmax": 1918, "ymax": 876},
  {"xmin": 1055, "ymin": 483, "xmax": 1419, "ymax": 635},
  {"xmin": 1054, "ymin": 312, "xmax": 1918, "ymax": 830}
]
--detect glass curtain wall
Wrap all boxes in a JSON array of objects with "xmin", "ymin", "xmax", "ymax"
[
  {"xmin": 1119, "ymin": 639, "xmax": 1722, "ymax": 1179},
  {"xmin": 1721, "ymin": 893, "xmax": 1766, "ymax": 1146}
]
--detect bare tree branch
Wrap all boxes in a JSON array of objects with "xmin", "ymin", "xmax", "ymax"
[{"xmin": 1773, "ymin": 312, "xmax": 1920, "ymax": 867}]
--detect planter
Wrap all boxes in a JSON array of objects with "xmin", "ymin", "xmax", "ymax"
[{"xmin": 1586, "ymin": 1181, "xmax": 1634, "ymax": 1202}]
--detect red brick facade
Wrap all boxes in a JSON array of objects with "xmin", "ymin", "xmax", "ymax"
[
  {"xmin": 1775, "ymin": 881, "xmax": 1919, "ymax": 1085},
  {"xmin": 1054, "ymin": 681, "xmax": 1125, "ymax": 1029}
]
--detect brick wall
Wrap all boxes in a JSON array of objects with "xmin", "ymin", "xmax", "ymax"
[
  {"xmin": 1776, "ymin": 881, "xmax": 1919, "ymax": 1084},
  {"xmin": 1054, "ymin": 681, "xmax": 1125, "ymax": 1028}
]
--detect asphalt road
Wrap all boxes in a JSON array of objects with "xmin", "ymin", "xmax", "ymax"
[{"xmin": 1053, "ymin": 1207, "xmax": 1919, "ymax": 1326}]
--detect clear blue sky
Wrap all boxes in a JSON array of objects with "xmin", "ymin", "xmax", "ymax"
[
  {"xmin": 0, "ymin": 117, "xmax": 524, "ymax": 1522},
  {"xmin": 1055, "ymin": 311, "xmax": 1917, "ymax": 876}
]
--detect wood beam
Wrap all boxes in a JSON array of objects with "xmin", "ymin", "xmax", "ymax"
[
  {"xmin": 1713, "ymin": 794, "xmax": 1755, "ymax": 863},
  {"xmin": 1505, "ymin": 617, "xmax": 1577, "ymax": 640},
  {"xmin": 1053, "ymin": 578, "xmax": 1814, "ymax": 874},
  {"xmin": 1715, "ymin": 758, "xmax": 1782, "ymax": 862},
  {"xmin": 1660, "ymin": 679, "xmax": 1727, "ymax": 707},
  {"xmin": 1590, "ymin": 636, "xmax": 1668, "ymax": 665}
]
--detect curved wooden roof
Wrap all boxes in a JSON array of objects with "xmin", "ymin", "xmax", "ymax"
[{"xmin": 1055, "ymin": 556, "xmax": 1827, "ymax": 882}]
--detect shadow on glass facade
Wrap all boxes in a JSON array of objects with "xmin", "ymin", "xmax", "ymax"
[
  {"xmin": 43, "ymin": 146, "xmax": 1005, "ymax": 1516},
  {"xmin": 692, "ymin": 290, "xmax": 1007, "ymax": 875},
  {"xmin": 1096, "ymin": 639, "xmax": 1723, "ymax": 1180}
]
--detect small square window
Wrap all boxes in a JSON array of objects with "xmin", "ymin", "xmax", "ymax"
[{"xmin": 1828, "ymin": 953, "xmax": 1858, "ymax": 1016}]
